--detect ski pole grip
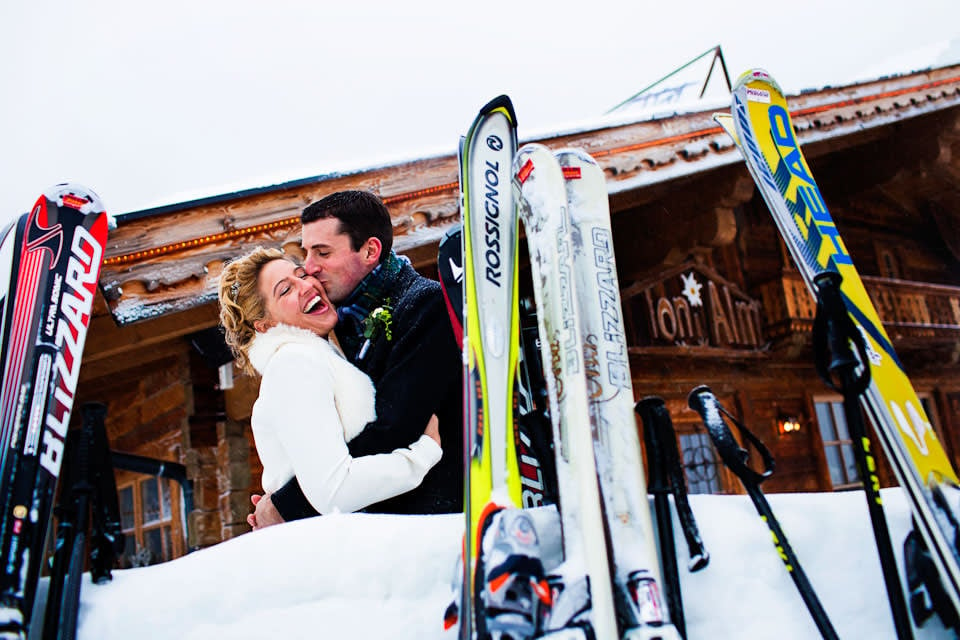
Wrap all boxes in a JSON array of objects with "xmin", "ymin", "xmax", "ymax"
[
  {"xmin": 77, "ymin": 402, "xmax": 108, "ymax": 486},
  {"xmin": 812, "ymin": 271, "xmax": 871, "ymax": 396},
  {"xmin": 635, "ymin": 397, "xmax": 669, "ymax": 493},
  {"xmin": 636, "ymin": 396, "xmax": 710, "ymax": 571},
  {"xmin": 687, "ymin": 385, "xmax": 773, "ymax": 486}
]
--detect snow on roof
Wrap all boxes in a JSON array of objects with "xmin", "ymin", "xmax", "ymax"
[
  {"xmin": 116, "ymin": 38, "xmax": 960, "ymax": 221},
  {"xmin": 849, "ymin": 37, "xmax": 960, "ymax": 89}
]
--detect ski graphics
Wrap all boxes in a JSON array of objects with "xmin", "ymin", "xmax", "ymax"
[
  {"xmin": 557, "ymin": 148, "xmax": 680, "ymax": 639},
  {"xmin": 0, "ymin": 184, "xmax": 110, "ymax": 635},
  {"xmin": 438, "ymin": 224, "xmax": 464, "ymax": 350},
  {"xmin": 715, "ymin": 69, "xmax": 960, "ymax": 616},
  {"xmin": 438, "ymin": 223, "xmax": 554, "ymax": 510},
  {"xmin": 458, "ymin": 95, "xmax": 524, "ymax": 638},
  {"xmin": 513, "ymin": 144, "xmax": 619, "ymax": 640}
]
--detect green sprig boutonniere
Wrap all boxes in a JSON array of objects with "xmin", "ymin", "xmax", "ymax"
[{"xmin": 358, "ymin": 301, "xmax": 393, "ymax": 360}]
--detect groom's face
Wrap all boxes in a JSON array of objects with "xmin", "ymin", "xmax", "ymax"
[{"xmin": 301, "ymin": 217, "xmax": 380, "ymax": 305}]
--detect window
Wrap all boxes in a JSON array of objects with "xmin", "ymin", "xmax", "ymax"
[
  {"xmin": 117, "ymin": 476, "xmax": 183, "ymax": 568},
  {"xmin": 679, "ymin": 431, "xmax": 723, "ymax": 494},
  {"xmin": 814, "ymin": 399, "xmax": 861, "ymax": 489},
  {"xmin": 877, "ymin": 248, "xmax": 901, "ymax": 279}
]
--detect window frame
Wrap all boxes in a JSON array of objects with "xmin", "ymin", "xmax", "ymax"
[
  {"xmin": 812, "ymin": 396, "xmax": 862, "ymax": 490},
  {"xmin": 116, "ymin": 474, "xmax": 184, "ymax": 568}
]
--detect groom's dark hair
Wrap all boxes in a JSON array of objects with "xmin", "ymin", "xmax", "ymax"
[{"xmin": 301, "ymin": 190, "xmax": 393, "ymax": 262}]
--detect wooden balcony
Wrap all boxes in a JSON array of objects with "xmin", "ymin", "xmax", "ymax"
[{"xmin": 759, "ymin": 272, "xmax": 960, "ymax": 344}]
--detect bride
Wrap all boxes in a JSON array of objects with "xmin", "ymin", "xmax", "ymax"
[{"xmin": 218, "ymin": 247, "xmax": 441, "ymax": 522}]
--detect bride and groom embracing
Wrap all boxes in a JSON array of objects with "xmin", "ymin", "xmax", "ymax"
[{"xmin": 217, "ymin": 190, "xmax": 463, "ymax": 527}]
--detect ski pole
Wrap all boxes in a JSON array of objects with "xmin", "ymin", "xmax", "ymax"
[
  {"xmin": 687, "ymin": 386, "xmax": 840, "ymax": 640},
  {"xmin": 636, "ymin": 397, "xmax": 710, "ymax": 640},
  {"xmin": 812, "ymin": 271, "xmax": 915, "ymax": 639}
]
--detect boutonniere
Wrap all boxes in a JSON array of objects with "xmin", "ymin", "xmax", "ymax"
[{"xmin": 358, "ymin": 301, "xmax": 393, "ymax": 360}]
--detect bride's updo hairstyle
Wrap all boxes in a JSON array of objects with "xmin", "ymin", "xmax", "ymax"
[{"xmin": 218, "ymin": 246, "xmax": 294, "ymax": 374}]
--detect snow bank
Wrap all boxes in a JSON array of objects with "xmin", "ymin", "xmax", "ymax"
[{"xmin": 75, "ymin": 490, "xmax": 955, "ymax": 639}]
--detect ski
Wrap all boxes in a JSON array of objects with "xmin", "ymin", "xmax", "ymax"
[
  {"xmin": 715, "ymin": 69, "xmax": 960, "ymax": 624},
  {"xmin": 458, "ymin": 96, "xmax": 545, "ymax": 639},
  {"xmin": 0, "ymin": 184, "xmax": 110, "ymax": 637},
  {"xmin": 513, "ymin": 144, "xmax": 618, "ymax": 640},
  {"xmin": 438, "ymin": 224, "xmax": 556, "ymax": 513},
  {"xmin": 557, "ymin": 148, "xmax": 681, "ymax": 640}
]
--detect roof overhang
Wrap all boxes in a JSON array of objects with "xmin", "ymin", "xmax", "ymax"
[{"xmin": 98, "ymin": 65, "xmax": 960, "ymax": 325}]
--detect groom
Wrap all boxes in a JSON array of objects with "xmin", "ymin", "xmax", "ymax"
[{"xmin": 250, "ymin": 190, "xmax": 463, "ymax": 526}]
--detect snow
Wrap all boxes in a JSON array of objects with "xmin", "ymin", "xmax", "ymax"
[{"xmin": 68, "ymin": 488, "xmax": 955, "ymax": 639}]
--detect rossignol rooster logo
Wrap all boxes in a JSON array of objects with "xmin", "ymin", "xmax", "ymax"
[{"xmin": 448, "ymin": 256, "xmax": 464, "ymax": 284}]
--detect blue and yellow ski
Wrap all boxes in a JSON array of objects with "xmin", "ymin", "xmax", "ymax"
[{"xmin": 716, "ymin": 69, "xmax": 960, "ymax": 621}]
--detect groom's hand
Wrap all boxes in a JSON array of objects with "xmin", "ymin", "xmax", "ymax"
[{"xmin": 247, "ymin": 493, "xmax": 286, "ymax": 530}]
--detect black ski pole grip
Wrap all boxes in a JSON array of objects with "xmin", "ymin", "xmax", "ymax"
[
  {"xmin": 812, "ymin": 271, "xmax": 871, "ymax": 397},
  {"xmin": 635, "ymin": 396, "xmax": 688, "ymax": 639},
  {"xmin": 637, "ymin": 397, "xmax": 709, "ymax": 571},
  {"xmin": 687, "ymin": 386, "xmax": 774, "ymax": 486}
]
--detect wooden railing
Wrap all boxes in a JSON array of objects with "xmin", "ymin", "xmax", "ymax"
[{"xmin": 759, "ymin": 272, "xmax": 960, "ymax": 338}]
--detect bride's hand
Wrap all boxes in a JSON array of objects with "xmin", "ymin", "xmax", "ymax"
[{"xmin": 424, "ymin": 414, "xmax": 440, "ymax": 447}]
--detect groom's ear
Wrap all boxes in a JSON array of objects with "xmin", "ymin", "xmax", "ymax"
[{"xmin": 362, "ymin": 237, "xmax": 382, "ymax": 265}]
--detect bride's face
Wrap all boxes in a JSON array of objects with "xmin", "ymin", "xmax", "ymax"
[{"xmin": 255, "ymin": 258, "xmax": 337, "ymax": 337}]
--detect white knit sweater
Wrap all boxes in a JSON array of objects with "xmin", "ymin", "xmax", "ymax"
[{"xmin": 247, "ymin": 324, "xmax": 441, "ymax": 514}]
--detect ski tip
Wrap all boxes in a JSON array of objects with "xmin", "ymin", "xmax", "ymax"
[
  {"xmin": 733, "ymin": 68, "xmax": 783, "ymax": 95},
  {"xmin": 477, "ymin": 94, "xmax": 517, "ymax": 126},
  {"xmin": 439, "ymin": 222, "xmax": 462, "ymax": 247},
  {"xmin": 42, "ymin": 182, "xmax": 107, "ymax": 215},
  {"xmin": 554, "ymin": 147, "xmax": 599, "ymax": 170},
  {"xmin": 712, "ymin": 113, "xmax": 739, "ymax": 144}
]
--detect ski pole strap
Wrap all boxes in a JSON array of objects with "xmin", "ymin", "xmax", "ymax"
[
  {"xmin": 812, "ymin": 271, "xmax": 871, "ymax": 397},
  {"xmin": 687, "ymin": 386, "xmax": 774, "ymax": 487}
]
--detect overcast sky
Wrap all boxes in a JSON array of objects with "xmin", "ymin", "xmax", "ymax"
[{"xmin": 1, "ymin": 0, "xmax": 958, "ymax": 226}]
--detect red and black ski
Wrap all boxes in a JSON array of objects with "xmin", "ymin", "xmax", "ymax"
[{"xmin": 0, "ymin": 184, "xmax": 110, "ymax": 637}]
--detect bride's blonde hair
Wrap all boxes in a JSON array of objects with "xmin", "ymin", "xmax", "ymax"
[{"xmin": 218, "ymin": 246, "xmax": 294, "ymax": 374}]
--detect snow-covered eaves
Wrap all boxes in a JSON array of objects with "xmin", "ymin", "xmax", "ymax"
[{"xmin": 98, "ymin": 64, "xmax": 960, "ymax": 326}]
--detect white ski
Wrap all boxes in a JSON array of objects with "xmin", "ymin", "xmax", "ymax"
[
  {"xmin": 558, "ymin": 148, "xmax": 681, "ymax": 640},
  {"xmin": 513, "ymin": 144, "xmax": 618, "ymax": 640}
]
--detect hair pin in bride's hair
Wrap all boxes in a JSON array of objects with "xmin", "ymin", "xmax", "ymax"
[{"xmin": 230, "ymin": 280, "xmax": 240, "ymax": 301}]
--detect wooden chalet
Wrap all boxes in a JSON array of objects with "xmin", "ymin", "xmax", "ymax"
[{"xmin": 75, "ymin": 64, "xmax": 960, "ymax": 565}]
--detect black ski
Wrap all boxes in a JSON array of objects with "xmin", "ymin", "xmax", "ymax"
[{"xmin": 0, "ymin": 184, "xmax": 110, "ymax": 638}]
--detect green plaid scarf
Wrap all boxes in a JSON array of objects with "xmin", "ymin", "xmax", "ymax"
[{"xmin": 337, "ymin": 251, "xmax": 406, "ymax": 360}]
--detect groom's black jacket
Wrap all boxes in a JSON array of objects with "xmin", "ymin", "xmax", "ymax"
[{"xmin": 271, "ymin": 262, "xmax": 464, "ymax": 517}]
